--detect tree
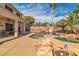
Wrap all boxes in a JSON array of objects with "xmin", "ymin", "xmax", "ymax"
[
  {"xmin": 42, "ymin": 22, "xmax": 48, "ymax": 26},
  {"xmin": 73, "ymin": 4, "xmax": 79, "ymax": 14},
  {"xmin": 22, "ymin": 16, "xmax": 35, "ymax": 25},
  {"xmin": 73, "ymin": 4, "xmax": 79, "ymax": 19},
  {"xmin": 56, "ymin": 18, "xmax": 67, "ymax": 32},
  {"xmin": 22, "ymin": 16, "xmax": 35, "ymax": 31},
  {"xmin": 66, "ymin": 12, "xmax": 78, "ymax": 33},
  {"xmin": 50, "ymin": 3, "xmax": 56, "ymax": 12},
  {"xmin": 50, "ymin": 3, "xmax": 56, "ymax": 25}
]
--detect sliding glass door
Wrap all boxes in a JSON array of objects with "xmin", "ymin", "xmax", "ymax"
[{"xmin": 5, "ymin": 23, "xmax": 13, "ymax": 35}]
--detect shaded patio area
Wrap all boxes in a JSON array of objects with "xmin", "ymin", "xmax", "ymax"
[{"xmin": 0, "ymin": 33, "xmax": 37, "ymax": 56}]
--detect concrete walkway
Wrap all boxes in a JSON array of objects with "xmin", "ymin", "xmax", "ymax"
[
  {"xmin": 0, "ymin": 33, "xmax": 37, "ymax": 56},
  {"xmin": 0, "ymin": 36, "xmax": 16, "ymax": 42},
  {"xmin": 0, "ymin": 33, "xmax": 79, "ymax": 56}
]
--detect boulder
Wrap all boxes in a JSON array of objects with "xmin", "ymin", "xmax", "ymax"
[
  {"xmin": 65, "ymin": 34, "xmax": 77, "ymax": 39},
  {"xmin": 54, "ymin": 47, "xmax": 76, "ymax": 56}
]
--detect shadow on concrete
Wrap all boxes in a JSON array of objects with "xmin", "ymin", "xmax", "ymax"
[{"xmin": 0, "ymin": 32, "xmax": 30, "ymax": 45}]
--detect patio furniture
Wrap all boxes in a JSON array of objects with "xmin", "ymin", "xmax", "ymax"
[{"xmin": 0, "ymin": 30, "xmax": 3, "ymax": 38}]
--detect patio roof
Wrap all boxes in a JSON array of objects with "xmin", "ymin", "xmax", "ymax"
[{"xmin": 0, "ymin": 7, "xmax": 24, "ymax": 22}]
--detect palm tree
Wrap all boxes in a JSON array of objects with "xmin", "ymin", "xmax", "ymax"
[
  {"xmin": 56, "ymin": 18, "xmax": 67, "ymax": 32},
  {"xmin": 66, "ymin": 12, "xmax": 78, "ymax": 33},
  {"xmin": 50, "ymin": 3, "xmax": 56, "ymax": 12},
  {"xmin": 50, "ymin": 3, "xmax": 56, "ymax": 25},
  {"xmin": 73, "ymin": 4, "xmax": 79, "ymax": 19}
]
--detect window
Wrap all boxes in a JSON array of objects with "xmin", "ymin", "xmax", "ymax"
[
  {"xmin": 5, "ymin": 5, "xmax": 13, "ymax": 12},
  {"xmin": 5, "ymin": 23, "xmax": 13, "ymax": 32}
]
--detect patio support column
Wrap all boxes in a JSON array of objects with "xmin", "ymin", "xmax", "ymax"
[
  {"xmin": 23, "ymin": 22, "xmax": 26, "ymax": 33},
  {"xmin": 14, "ymin": 20, "xmax": 18, "ymax": 37}
]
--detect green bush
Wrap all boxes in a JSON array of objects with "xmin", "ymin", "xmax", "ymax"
[{"xmin": 54, "ymin": 37, "xmax": 79, "ymax": 43}]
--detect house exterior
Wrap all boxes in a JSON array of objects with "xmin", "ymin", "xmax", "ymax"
[
  {"xmin": 0, "ymin": 3, "xmax": 25, "ymax": 37},
  {"xmin": 30, "ymin": 25, "xmax": 57, "ymax": 33}
]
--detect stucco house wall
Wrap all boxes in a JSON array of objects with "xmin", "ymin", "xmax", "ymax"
[{"xmin": 0, "ymin": 3, "xmax": 25, "ymax": 37}]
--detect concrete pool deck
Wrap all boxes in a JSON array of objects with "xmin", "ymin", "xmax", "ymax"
[
  {"xmin": 0, "ymin": 33, "xmax": 37, "ymax": 56},
  {"xmin": 0, "ymin": 33, "xmax": 79, "ymax": 56},
  {"xmin": 0, "ymin": 36, "xmax": 16, "ymax": 43}
]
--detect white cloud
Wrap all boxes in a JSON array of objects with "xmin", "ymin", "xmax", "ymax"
[
  {"xmin": 53, "ymin": 16, "xmax": 66, "ymax": 23},
  {"xmin": 19, "ymin": 9, "xmax": 52, "ymax": 23},
  {"xmin": 13, "ymin": 3, "xmax": 51, "ymax": 16},
  {"xmin": 19, "ymin": 9, "xmax": 47, "ymax": 16},
  {"xmin": 34, "ymin": 15, "xmax": 52, "ymax": 24},
  {"xmin": 20, "ymin": 8, "xmax": 66, "ymax": 24},
  {"xmin": 13, "ymin": 3, "xmax": 52, "ymax": 23},
  {"xmin": 34, "ymin": 15, "xmax": 67, "ymax": 24}
]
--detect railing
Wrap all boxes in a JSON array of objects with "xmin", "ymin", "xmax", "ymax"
[
  {"xmin": 0, "ymin": 30, "xmax": 4, "ymax": 37},
  {"xmin": 0, "ymin": 30, "xmax": 14, "ymax": 38}
]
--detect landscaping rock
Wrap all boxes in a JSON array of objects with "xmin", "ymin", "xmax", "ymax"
[
  {"xmin": 65, "ymin": 34, "xmax": 77, "ymax": 39},
  {"xmin": 54, "ymin": 47, "xmax": 76, "ymax": 56}
]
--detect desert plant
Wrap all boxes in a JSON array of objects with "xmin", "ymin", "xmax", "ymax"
[
  {"xmin": 66, "ymin": 12, "xmax": 78, "ymax": 33},
  {"xmin": 56, "ymin": 18, "xmax": 68, "ymax": 32}
]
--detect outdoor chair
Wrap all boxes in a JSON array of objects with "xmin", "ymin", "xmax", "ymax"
[{"xmin": 0, "ymin": 30, "xmax": 3, "ymax": 38}]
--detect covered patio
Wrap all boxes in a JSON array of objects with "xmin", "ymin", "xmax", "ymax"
[{"xmin": 0, "ymin": 5, "xmax": 25, "ymax": 38}]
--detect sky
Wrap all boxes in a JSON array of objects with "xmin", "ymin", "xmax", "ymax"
[
  {"xmin": 55, "ymin": 3, "xmax": 77, "ymax": 17},
  {"xmin": 13, "ymin": 3, "xmax": 77, "ymax": 24},
  {"xmin": 54, "ymin": 3, "xmax": 77, "ymax": 22}
]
